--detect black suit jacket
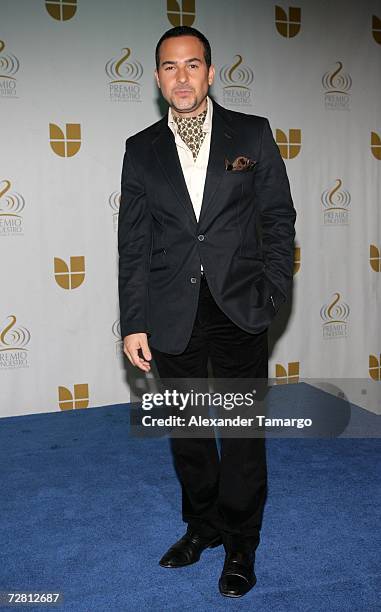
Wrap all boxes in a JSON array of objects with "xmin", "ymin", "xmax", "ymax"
[{"xmin": 118, "ymin": 100, "xmax": 296, "ymax": 354}]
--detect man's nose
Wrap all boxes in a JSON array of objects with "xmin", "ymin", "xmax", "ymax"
[{"xmin": 176, "ymin": 66, "xmax": 188, "ymax": 82}]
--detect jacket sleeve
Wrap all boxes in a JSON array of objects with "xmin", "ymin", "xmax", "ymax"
[
  {"xmin": 254, "ymin": 118, "xmax": 297, "ymax": 311},
  {"xmin": 118, "ymin": 140, "xmax": 152, "ymax": 339}
]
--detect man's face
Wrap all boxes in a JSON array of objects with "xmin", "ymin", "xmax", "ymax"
[{"xmin": 155, "ymin": 35, "xmax": 215, "ymax": 117}]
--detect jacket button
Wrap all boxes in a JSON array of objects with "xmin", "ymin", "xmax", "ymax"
[
  {"xmin": 190, "ymin": 277, "xmax": 197, "ymax": 283},
  {"xmin": 197, "ymin": 234, "xmax": 205, "ymax": 241}
]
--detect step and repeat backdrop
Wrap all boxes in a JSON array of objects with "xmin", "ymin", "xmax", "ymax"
[{"xmin": 1, "ymin": 0, "xmax": 380, "ymax": 417}]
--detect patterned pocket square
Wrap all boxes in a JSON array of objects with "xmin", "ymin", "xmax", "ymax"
[{"xmin": 225, "ymin": 155, "xmax": 256, "ymax": 172}]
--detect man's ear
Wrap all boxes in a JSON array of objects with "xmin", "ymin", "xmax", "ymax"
[
  {"xmin": 154, "ymin": 69, "xmax": 160, "ymax": 89},
  {"xmin": 208, "ymin": 64, "xmax": 215, "ymax": 87}
]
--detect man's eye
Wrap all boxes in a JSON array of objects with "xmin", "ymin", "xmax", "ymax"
[
  {"xmin": 189, "ymin": 64, "xmax": 198, "ymax": 69},
  {"xmin": 164, "ymin": 66, "xmax": 174, "ymax": 71}
]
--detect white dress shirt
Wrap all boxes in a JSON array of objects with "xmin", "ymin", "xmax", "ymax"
[{"xmin": 167, "ymin": 96, "xmax": 213, "ymax": 223}]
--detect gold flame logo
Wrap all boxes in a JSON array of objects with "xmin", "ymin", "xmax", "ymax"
[
  {"xmin": 219, "ymin": 55, "xmax": 254, "ymax": 89},
  {"xmin": 0, "ymin": 40, "xmax": 20, "ymax": 79},
  {"xmin": 54, "ymin": 256, "xmax": 85, "ymax": 289},
  {"xmin": 370, "ymin": 244, "xmax": 381, "ymax": 272},
  {"xmin": 0, "ymin": 180, "xmax": 25, "ymax": 216},
  {"xmin": 321, "ymin": 179, "xmax": 351, "ymax": 211},
  {"xmin": 320, "ymin": 293, "xmax": 350, "ymax": 324},
  {"xmin": 372, "ymin": 15, "xmax": 381, "ymax": 45},
  {"xmin": 45, "ymin": 1, "xmax": 77, "ymax": 21},
  {"xmin": 167, "ymin": 0, "xmax": 195, "ymax": 27},
  {"xmin": 322, "ymin": 61, "xmax": 352, "ymax": 94},
  {"xmin": 0, "ymin": 316, "xmax": 31, "ymax": 351},
  {"xmin": 58, "ymin": 384, "xmax": 89, "ymax": 410},
  {"xmin": 275, "ymin": 361, "xmax": 299, "ymax": 384},
  {"xmin": 275, "ymin": 6, "xmax": 301, "ymax": 38},
  {"xmin": 369, "ymin": 355, "xmax": 381, "ymax": 381},
  {"xmin": 105, "ymin": 48, "xmax": 143, "ymax": 84}
]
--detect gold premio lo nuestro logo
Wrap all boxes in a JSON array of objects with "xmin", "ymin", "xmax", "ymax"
[
  {"xmin": 105, "ymin": 48, "xmax": 143, "ymax": 102},
  {"xmin": 0, "ymin": 315, "xmax": 31, "ymax": 369},
  {"xmin": 45, "ymin": 1, "xmax": 77, "ymax": 21},
  {"xmin": 321, "ymin": 179, "xmax": 351, "ymax": 225},
  {"xmin": 322, "ymin": 61, "xmax": 352, "ymax": 111},
  {"xmin": 275, "ymin": 362, "xmax": 300, "ymax": 384},
  {"xmin": 54, "ymin": 256, "xmax": 85, "ymax": 289},
  {"xmin": 112, "ymin": 320, "xmax": 123, "ymax": 355},
  {"xmin": 58, "ymin": 384, "xmax": 89, "ymax": 410},
  {"xmin": 219, "ymin": 55, "xmax": 254, "ymax": 107},
  {"xmin": 108, "ymin": 191, "xmax": 121, "ymax": 232},
  {"xmin": 49, "ymin": 123, "xmax": 81, "ymax": 157},
  {"xmin": 0, "ymin": 40, "xmax": 20, "ymax": 98},
  {"xmin": 320, "ymin": 292, "xmax": 350, "ymax": 339},
  {"xmin": 275, "ymin": 6, "xmax": 301, "ymax": 38},
  {"xmin": 0, "ymin": 179, "xmax": 25, "ymax": 236},
  {"xmin": 167, "ymin": 0, "xmax": 195, "ymax": 27}
]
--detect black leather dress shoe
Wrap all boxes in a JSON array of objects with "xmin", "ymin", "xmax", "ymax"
[
  {"xmin": 159, "ymin": 530, "xmax": 222, "ymax": 568},
  {"xmin": 218, "ymin": 551, "xmax": 257, "ymax": 597}
]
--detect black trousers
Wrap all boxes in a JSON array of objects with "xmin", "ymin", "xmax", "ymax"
[{"xmin": 151, "ymin": 273, "xmax": 268, "ymax": 553}]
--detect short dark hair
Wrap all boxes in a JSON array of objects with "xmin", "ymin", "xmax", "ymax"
[{"xmin": 155, "ymin": 26, "xmax": 212, "ymax": 70}]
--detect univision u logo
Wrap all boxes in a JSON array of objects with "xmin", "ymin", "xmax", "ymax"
[
  {"xmin": 58, "ymin": 384, "xmax": 89, "ymax": 410},
  {"xmin": 369, "ymin": 355, "xmax": 381, "ymax": 381},
  {"xmin": 372, "ymin": 15, "xmax": 381, "ymax": 44},
  {"xmin": 54, "ymin": 256, "xmax": 85, "ymax": 289},
  {"xmin": 45, "ymin": 1, "xmax": 77, "ymax": 21},
  {"xmin": 276, "ymin": 129, "xmax": 301, "ymax": 159},
  {"xmin": 371, "ymin": 132, "xmax": 381, "ymax": 160},
  {"xmin": 275, "ymin": 362, "xmax": 300, "ymax": 384},
  {"xmin": 370, "ymin": 245, "xmax": 381, "ymax": 272},
  {"xmin": 49, "ymin": 123, "xmax": 81, "ymax": 157},
  {"xmin": 167, "ymin": 0, "xmax": 195, "ymax": 27},
  {"xmin": 275, "ymin": 6, "xmax": 301, "ymax": 38}
]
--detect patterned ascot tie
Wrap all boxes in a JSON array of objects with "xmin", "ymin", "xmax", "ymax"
[{"xmin": 173, "ymin": 108, "xmax": 208, "ymax": 161}]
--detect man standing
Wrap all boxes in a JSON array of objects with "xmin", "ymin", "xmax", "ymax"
[{"xmin": 118, "ymin": 26, "xmax": 296, "ymax": 598}]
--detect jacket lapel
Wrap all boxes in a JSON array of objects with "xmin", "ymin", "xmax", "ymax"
[
  {"xmin": 198, "ymin": 103, "xmax": 237, "ymax": 226},
  {"xmin": 152, "ymin": 120, "xmax": 197, "ymax": 225}
]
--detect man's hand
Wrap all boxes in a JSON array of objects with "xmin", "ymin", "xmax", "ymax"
[{"xmin": 123, "ymin": 333, "xmax": 152, "ymax": 372}]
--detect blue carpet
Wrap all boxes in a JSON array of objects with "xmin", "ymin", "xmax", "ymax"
[{"xmin": 0, "ymin": 387, "xmax": 380, "ymax": 611}]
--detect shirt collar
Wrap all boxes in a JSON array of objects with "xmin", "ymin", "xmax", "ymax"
[{"xmin": 168, "ymin": 96, "xmax": 213, "ymax": 137}]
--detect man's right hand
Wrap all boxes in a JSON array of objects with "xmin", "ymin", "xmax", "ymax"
[{"xmin": 123, "ymin": 333, "xmax": 152, "ymax": 372}]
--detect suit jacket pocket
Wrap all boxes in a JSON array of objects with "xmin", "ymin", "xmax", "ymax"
[
  {"xmin": 149, "ymin": 248, "xmax": 169, "ymax": 272},
  {"xmin": 250, "ymin": 274, "xmax": 271, "ymax": 309},
  {"xmin": 237, "ymin": 246, "xmax": 263, "ymax": 262},
  {"xmin": 224, "ymin": 170, "xmax": 255, "ymax": 182}
]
